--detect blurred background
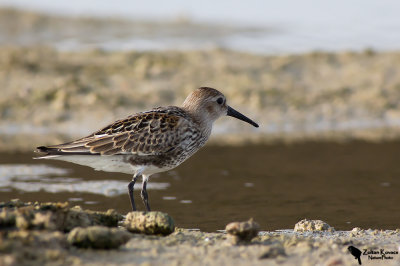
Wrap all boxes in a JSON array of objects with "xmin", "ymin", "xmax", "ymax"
[{"xmin": 0, "ymin": 0, "xmax": 399, "ymax": 231}]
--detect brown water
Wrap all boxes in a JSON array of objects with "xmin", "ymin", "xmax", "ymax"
[{"xmin": 0, "ymin": 141, "xmax": 399, "ymax": 232}]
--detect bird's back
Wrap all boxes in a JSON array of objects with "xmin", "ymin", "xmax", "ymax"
[{"xmin": 37, "ymin": 106, "xmax": 207, "ymax": 171}]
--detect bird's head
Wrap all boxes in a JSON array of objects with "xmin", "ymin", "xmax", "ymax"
[{"xmin": 182, "ymin": 87, "xmax": 259, "ymax": 128}]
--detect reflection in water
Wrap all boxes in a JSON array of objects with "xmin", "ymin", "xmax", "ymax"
[
  {"xmin": 68, "ymin": 197, "xmax": 83, "ymax": 202},
  {"xmin": 0, "ymin": 141, "xmax": 400, "ymax": 232},
  {"xmin": 244, "ymin": 182, "xmax": 254, "ymax": 187},
  {"xmin": 0, "ymin": 164, "xmax": 169, "ymax": 196},
  {"xmin": 162, "ymin": 196, "xmax": 177, "ymax": 200}
]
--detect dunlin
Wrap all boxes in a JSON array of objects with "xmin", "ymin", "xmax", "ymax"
[{"xmin": 36, "ymin": 87, "xmax": 259, "ymax": 211}]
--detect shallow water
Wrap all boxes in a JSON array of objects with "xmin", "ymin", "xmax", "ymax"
[
  {"xmin": 1, "ymin": 1, "xmax": 400, "ymax": 53},
  {"xmin": 0, "ymin": 141, "xmax": 399, "ymax": 232}
]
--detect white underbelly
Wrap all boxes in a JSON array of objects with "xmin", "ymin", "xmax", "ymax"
[{"xmin": 40, "ymin": 155, "xmax": 167, "ymax": 176}]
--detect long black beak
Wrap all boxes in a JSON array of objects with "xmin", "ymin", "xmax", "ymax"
[{"xmin": 227, "ymin": 106, "xmax": 259, "ymax": 128}]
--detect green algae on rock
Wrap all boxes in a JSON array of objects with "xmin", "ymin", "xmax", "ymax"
[
  {"xmin": 124, "ymin": 211, "xmax": 175, "ymax": 235},
  {"xmin": 67, "ymin": 226, "xmax": 131, "ymax": 249}
]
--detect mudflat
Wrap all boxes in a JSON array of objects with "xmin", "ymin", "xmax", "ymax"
[
  {"xmin": 1, "ymin": 7, "xmax": 400, "ymax": 266},
  {"xmin": 1, "ymin": 46, "xmax": 400, "ymax": 150},
  {"xmin": 1, "ymin": 200, "xmax": 399, "ymax": 266}
]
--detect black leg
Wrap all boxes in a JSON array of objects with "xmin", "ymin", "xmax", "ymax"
[
  {"xmin": 128, "ymin": 175, "xmax": 138, "ymax": 211},
  {"xmin": 141, "ymin": 180, "xmax": 151, "ymax": 212}
]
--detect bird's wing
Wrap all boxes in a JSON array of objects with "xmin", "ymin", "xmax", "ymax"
[{"xmin": 37, "ymin": 107, "xmax": 197, "ymax": 156}]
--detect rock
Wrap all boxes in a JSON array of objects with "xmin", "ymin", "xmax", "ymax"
[
  {"xmin": 294, "ymin": 219, "xmax": 334, "ymax": 232},
  {"xmin": 124, "ymin": 211, "xmax": 175, "ymax": 235},
  {"xmin": 32, "ymin": 211, "xmax": 61, "ymax": 231},
  {"xmin": 67, "ymin": 226, "xmax": 131, "ymax": 249},
  {"xmin": 259, "ymin": 245, "xmax": 286, "ymax": 259},
  {"xmin": 63, "ymin": 207, "xmax": 92, "ymax": 231},
  {"xmin": 0, "ymin": 209, "xmax": 16, "ymax": 227},
  {"xmin": 87, "ymin": 209, "xmax": 121, "ymax": 227},
  {"xmin": 35, "ymin": 202, "xmax": 69, "ymax": 211},
  {"xmin": 0, "ymin": 199, "xmax": 26, "ymax": 208},
  {"xmin": 15, "ymin": 206, "xmax": 35, "ymax": 230},
  {"xmin": 59, "ymin": 206, "xmax": 121, "ymax": 232},
  {"xmin": 1, "ymin": 200, "xmax": 122, "ymax": 232},
  {"xmin": 0, "ymin": 230, "xmax": 67, "ymax": 252},
  {"xmin": 225, "ymin": 218, "xmax": 260, "ymax": 245}
]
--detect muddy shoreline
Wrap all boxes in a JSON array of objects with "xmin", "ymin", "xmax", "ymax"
[
  {"xmin": 1, "ymin": 46, "xmax": 400, "ymax": 151},
  {"xmin": 0, "ymin": 200, "xmax": 399, "ymax": 265},
  {"xmin": 2, "ymin": 8, "xmax": 400, "ymax": 151},
  {"xmin": 1, "ymin": 8, "xmax": 399, "ymax": 265}
]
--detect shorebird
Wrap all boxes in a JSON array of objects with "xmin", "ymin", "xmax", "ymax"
[{"xmin": 36, "ymin": 87, "xmax": 259, "ymax": 211}]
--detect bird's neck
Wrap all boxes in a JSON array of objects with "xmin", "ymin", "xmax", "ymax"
[{"xmin": 181, "ymin": 106, "xmax": 214, "ymax": 139}]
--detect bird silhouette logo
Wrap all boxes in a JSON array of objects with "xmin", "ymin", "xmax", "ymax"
[{"xmin": 348, "ymin": 246, "xmax": 362, "ymax": 265}]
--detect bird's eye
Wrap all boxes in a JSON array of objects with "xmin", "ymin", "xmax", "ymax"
[{"xmin": 217, "ymin": 97, "xmax": 224, "ymax": 104}]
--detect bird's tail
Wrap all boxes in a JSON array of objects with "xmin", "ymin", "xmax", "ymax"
[
  {"xmin": 34, "ymin": 146, "xmax": 62, "ymax": 159},
  {"xmin": 36, "ymin": 146, "xmax": 54, "ymax": 154},
  {"xmin": 34, "ymin": 139, "xmax": 93, "ymax": 158}
]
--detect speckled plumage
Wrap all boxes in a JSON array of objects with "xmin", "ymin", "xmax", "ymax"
[
  {"xmin": 36, "ymin": 87, "xmax": 259, "ymax": 211},
  {"xmin": 41, "ymin": 106, "xmax": 205, "ymax": 168}
]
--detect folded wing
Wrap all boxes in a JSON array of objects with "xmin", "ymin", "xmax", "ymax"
[{"xmin": 37, "ymin": 107, "xmax": 196, "ymax": 156}]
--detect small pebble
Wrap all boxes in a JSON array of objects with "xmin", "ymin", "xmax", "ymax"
[
  {"xmin": 225, "ymin": 218, "xmax": 260, "ymax": 245},
  {"xmin": 294, "ymin": 219, "xmax": 334, "ymax": 232},
  {"xmin": 67, "ymin": 226, "xmax": 131, "ymax": 249},
  {"xmin": 124, "ymin": 211, "xmax": 175, "ymax": 235}
]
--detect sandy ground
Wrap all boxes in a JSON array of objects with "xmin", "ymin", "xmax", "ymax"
[
  {"xmin": 68, "ymin": 229, "xmax": 400, "ymax": 266},
  {"xmin": 1, "ymin": 8, "xmax": 400, "ymax": 151},
  {"xmin": 1, "ymin": 8, "xmax": 399, "ymax": 266},
  {"xmin": 0, "ymin": 201, "xmax": 399, "ymax": 266},
  {"xmin": 1, "ymin": 46, "xmax": 400, "ymax": 151},
  {"xmin": 1, "ymin": 9, "xmax": 400, "ymax": 151}
]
